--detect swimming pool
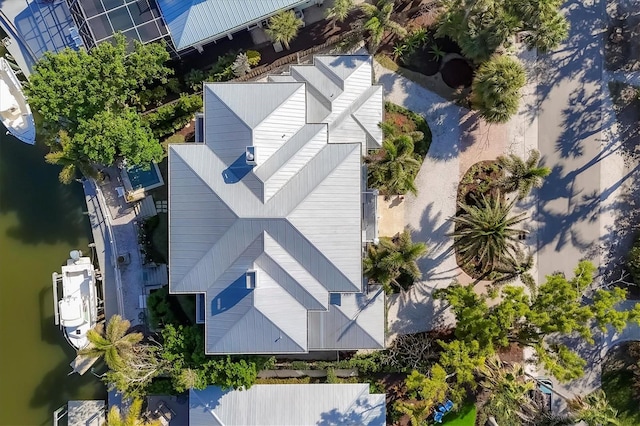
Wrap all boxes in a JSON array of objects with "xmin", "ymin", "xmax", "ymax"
[{"xmin": 126, "ymin": 162, "xmax": 164, "ymax": 191}]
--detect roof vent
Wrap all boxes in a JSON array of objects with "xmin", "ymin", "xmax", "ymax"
[
  {"xmin": 245, "ymin": 146, "xmax": 256, "ymax": 165},
  {"xmin": 246, "ymin": 270, "xmax": 257, "ymax": 289}
]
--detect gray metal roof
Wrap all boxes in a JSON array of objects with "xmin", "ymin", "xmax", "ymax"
[
  {"xmin": 169, "ymin": 55, "xmax": 384, "ymax": 355},
  {"xmin": 286, "ymin": 56, "xmax": 384, "ymax": 148},
  {"xmin": 157, "ymin": 0, "xmax": 307, "ymax": 51},
  {"xmin": 308, "ymin": 287, "xmax": 386, "ymax": 350},
  {"xmin": 189, "ymin": 384, "xmax": 386, "ymax": 426}
]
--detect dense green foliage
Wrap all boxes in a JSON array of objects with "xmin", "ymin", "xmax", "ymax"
[
  {"xmin": 436, "ymin": 261, "xmax": 640, "ymax": 383},
  {"xmin": 266, "ymin": 10, "xmax": 303, "ymax": 50},
  {"xmin": 74, "ymin": 108, "xmax": 163, "ymax": 166},
  {"xmin": 26, "ymin": 34, "xmax": 171, "ymax": 133},
  {"xmin": 363, "ymin": 230, "xmax": 427, "ymax": 294},
  {"xmin": 25, "ymin": 34, "xmax": 171, "ymax": 177},
  {"xmin": 471, "ymin": 55, "xmax": 527, "ymax": 123},
  {"xmin": 159, "ymin": 324, "xmax": 275, "ymax": 393},
  {"xmin": 601, "ymin": 343, "xmax": 640, "ymax": 425},
  {"xmin": 143, "ymin": 94, "xmax": 203, "ymax": 140},
  {"xmin": 436, "ymin": 0, "xmax": 569, "ymax": 62}
]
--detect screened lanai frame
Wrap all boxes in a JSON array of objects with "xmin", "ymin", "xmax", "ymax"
[{"xmin": 65, "ymin": 0, "xmax": 170, "ymax": 50}]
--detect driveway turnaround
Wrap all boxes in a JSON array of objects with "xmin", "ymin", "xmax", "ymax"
[{"xmin": 374, "ymin": 63, "xmax": 463, "ymax": 338}]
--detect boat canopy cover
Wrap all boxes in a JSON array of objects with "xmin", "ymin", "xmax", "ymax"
[{"xmin": 59, "ymin": 297, "xmax": 84, "ymax": 326}]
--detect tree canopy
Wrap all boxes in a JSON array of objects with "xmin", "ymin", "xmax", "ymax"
[
  {"xmin": 26, "ymin": 34, "xmax": 170, "ymax": 134},
  {"xmin": 25, "ymin": 34, "xmax": 170, "ymax": 174},
  {"xmin": 437, "ymin": 261, "xmax": 640, "ymax": 382},
  {"xmin": 436, "ymin": 0, "xmax": 569, "ymax": 62},
  {"xmin": 73, "ymin": 108, "xmax": 163, "ymax": 166}
]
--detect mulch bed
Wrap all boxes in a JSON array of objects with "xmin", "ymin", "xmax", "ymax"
[
  {"xmin": 455, "ymin": 160, "xmax": 505, "ymax": 280},
  {"xmin": 441, "ymin": 58, "xmax": 474, "ymax": 88}
]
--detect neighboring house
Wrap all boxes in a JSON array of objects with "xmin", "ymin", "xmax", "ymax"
[
  {"xmin": 66, "ymin": 0, "xmax": 171, "ymax": 50},
  {"xmin": 189, "ymin": 384, "xmax": 386, "ymax": 425},
  {"xmin": 157, "ymin": 0, "xmax": 322, "ymax": 53},
  {"xmin": 168, "ymin": 55, "xmax": 384, "ymax": 355},
  {"xmin": 66, "ymin": 0, "xmax": 322, "ymax": 53}
]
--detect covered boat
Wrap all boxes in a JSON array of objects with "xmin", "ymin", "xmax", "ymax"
[
  {"xmin": 0, "ymin": 57, "xmax": 35, "ymax": 144},
  {"xmin": 53, "ymin": 250, "xmax": 98, "ymax": 350}
]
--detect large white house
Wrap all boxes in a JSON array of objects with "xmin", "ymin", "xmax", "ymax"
[{"xmin": 168, "ymin": 55, "xmax": 385, "ymax": 355}]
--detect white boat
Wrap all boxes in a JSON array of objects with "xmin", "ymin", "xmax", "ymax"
[
  {"xmin": 0, "ymin": 57, "xmax": 35, "ymax": 144},
  {"xmin": 53, "ymin": 250, "xmax": 98, "ymax": 350}
]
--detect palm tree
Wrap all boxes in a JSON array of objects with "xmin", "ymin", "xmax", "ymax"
[
  {"xmin": 568, "ymin": 390, "xmax": 620, "ymax": 426},
  {"xmin": 449, "ymin": 195, "xmax": 527, "ymax": 274},
  {"xmin": 79, "ymin": 314, "xmax": 143, "ymax": 371},
  {"xmin": 479, "ymin": 357, "xmax": 537, "ymax": 424},
  {"xmin": 107, "ymin": 398, "xmax": 162, "ymax": 426},
  {"xmin": 45, "ymin": 130, "xmax": 97, "ymax": 184},
  {"xmin": 359, "ymin": 0, "xmax": 407, "ymax": 53},
  {"xmin": 325, "ymin": 0, "xmax": 354, "ymax": 29},
  {"xmin": 366, "ymin": 135, "xmax": 422, "ymax": 196},
  {"xmin": 497, "ymin": 150, "xmax": 551, "ymax": 200},
  {"xmin": 265, "ymin": 10, "xmax": 304, "ymax": 50},
  {"xmin": 364, "ymin": 229, "xmax": 427, "ymax": 293},
  {"xmin": 471, "ymin": 55, "xmax": 527, "ymax": 124}
]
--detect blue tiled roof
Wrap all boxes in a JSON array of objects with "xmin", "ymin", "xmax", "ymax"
[{"xmin": 157, "ymin": 0, "xmax": 305, "ymax": 51}]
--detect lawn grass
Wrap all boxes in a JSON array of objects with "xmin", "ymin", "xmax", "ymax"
[
  {"xmin": 601, "ymin": 343, "xmax": 640, "ymax": 426},
  {"xmin": 442, "ymin": 401, "xmax": 477, "ymax": 426}
]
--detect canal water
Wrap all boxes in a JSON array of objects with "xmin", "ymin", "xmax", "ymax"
[{"xmin": 0, "ymin": 132, "xmax": 106, "ymax": 424}]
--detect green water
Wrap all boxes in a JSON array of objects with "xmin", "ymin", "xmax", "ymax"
[{"xmin": 0, "ymin": 134, "xmax": 106, "ymax": 425}]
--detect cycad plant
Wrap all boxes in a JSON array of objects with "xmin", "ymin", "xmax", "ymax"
[
  {"xmin": 265, "ymin": 10, "xmax": 304, "ymax": 50},
  {"xmin": 471, "ymin": 55, "xmax": 527, "ymax": 124},
  {"xmin": 366, "ymin": 135, "xmax": 422, "ymax": 196},
  {"xmin": 363, "ymin": 229, "xmax": 427, "ymax": 293},
  {"xmin": 360, "ymin": 0, "xmax": 407, "ymax": 53},
  {"xmin": 79, "ymin": 314, "xmax": 143, "ymax": 371},
  {"xmin": 449, "ymin": 195, "xmax": 527, "ymax": 274},
  {"xmin": 497, "ymin": 150, "xmax": 551, "ymax": 199}
]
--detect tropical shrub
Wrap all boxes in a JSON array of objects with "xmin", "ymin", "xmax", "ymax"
[
  {"xmin": 143, "ymin": 94, "xmax": 203, "ymax": 139},
  {"xmin": 471, "ymin": 55, "xmax": 526, "ymax": 123}
]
